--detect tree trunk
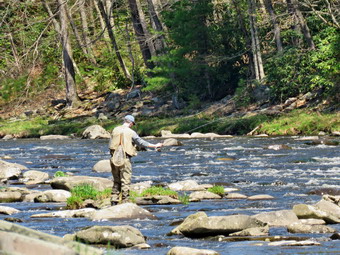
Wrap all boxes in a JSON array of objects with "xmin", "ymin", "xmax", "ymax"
[
  {"xmin": 264, "ymin": 0, "xmax": 283, "ymax": 52},
  {"xmin": 57, "ymin": 0, "xmax": 80, "ymax": 107},
  {"xmin": 248, "ymin": 0, "xmax": 265, "ymax": 81},
  {"xmin": 286, "ymin": 0, "xmax": 315, "ymax": 49},
  {"xmin": 291, "ymin": 0, "xmax": 315, "ymax": 49},
  {"xmin": 231, "ymin": 0, "xmax": 255, "ymax": 80},
  {"xmin": 78, "ymin": 0, "xmax": 97, "ymax": 64},
  {"xmin": 146, "ymin": 0, "xmax": 167, "ymax": 53},
  {"xmin": 128, "ymin": 0, "xmax": 154, "ymax": 68},
  {"xmin": 96, "ymin": 0, "xmax": 131, "ymax": 79}
]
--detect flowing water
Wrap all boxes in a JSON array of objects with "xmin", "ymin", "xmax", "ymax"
[{"xmin": 1, "ymin": 136, "xmax": 340, "ymax": 255}]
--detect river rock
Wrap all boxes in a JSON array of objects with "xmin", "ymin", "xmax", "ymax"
[
  {"xmin": 299, "ymin": 219, "xmax": 326, "ymax": 225},
  {"xmin": 129, "ymin": 181, "xmax": 152, "ymax": 194},
  {"xmin": 287, "ymin": 222, "xmax": 336, "ymax": 234},
  {"xmin": 163, "ymin": 138, "xmax": 183, "ymax": 146},
  {"xmin": 315, "ymin": 199, "xmax": 340, "ymax": 223},
  {"xmin": 40, "ymin": 135, "xmax": 71, "ymax": 140},
  {"xmin": 0, "ymin": 190, "xmax": 23, "ymax": 202},
  {"xmin": 82, "ymin": 125, "xmax": 110, "ymax": 139},
  {"xmin": 225, "ymin": 193, "xmax": 248, "ymax": 199},
  {"xmin": 135, "ymin": 195, "xmax": 181, "ymax": 205},
  {"xmin": 266, "ymin": 144, "xmax": 292, "ymax": 150},
  {"xmin": 293, "ymin": 203, "xmax": 340, "ymax": 223},
  {"xmin": 0, "ymin": 206, "xmax": 20, "ymax": 215},
  {"xmin": 22, "ymin": 190, "xmax": 44, "ymax": 202},
  {"xmin": 91, "ymin": 202, "xmax": 156, "ymax": 221},
  {"xmin": 0, "ymin": 220, "xmax": 103, "ymax": 255},
  {"xmin": 161, "ymin": 130, "xmax": 191, "ymax": 138},
  {"xmin": 92, "ymin": 159, "xmax": 111, "ymax": 173},
  {"xmin": 189, "ymin": 191, "xmax": 222, "ymax": 201},
  {"xmin": 22, "ymin": 170, "xmax": 49, "ymax": 185},
  {"xmin": 229, "ymin": 226, "xmax": 269, "ymax": 236},
  {"xmin": 248, "ymin": 194, "xmax": 274, "ymax": 200},
  {"xmin": 73, "ymin": 225, "xmax": 146, "ymax": 248},
  {"xmin": 0, "ymin": 160, "xmax": 27, "ymax": 180},
  {"xmin": 168, "ymin": 180, "xmax": 206, "ymax": 191},
  {"xmin": 253, "ymin": 210, "xmax": 299, "ymax": 227},
  {"xmin": 51, "ymin": 176, "xmax": 113, "ymax": 191},
  {"xmin": 322, "ymin": 194, "xmax": 340, "ymax": 205},
  {"xmin": 268, "ymin": 240, "xmax": 320, "ymax": 246},
  {"xmin": 169, "ymin": 212, "xmax": 266, "ymax": 237},
  {"xmin": 167, "ymin": 246, "xmax": 220, "ymax": 255},
  {"xmin": 34, "ymin": 190, "xmax": 71, "ymax": 202},
  {"xmin": 31, "ymin": 208, "xmax": 96, "ymax": 218}
]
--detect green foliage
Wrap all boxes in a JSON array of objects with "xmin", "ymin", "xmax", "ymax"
[
  {"xmin": 265, "ymin": 27, "xmax": 339, "ymax": 103},
  {"xmin": 54, "ymin": 171, "xmax": 68, "ymax": 178},
  {"xmin": 258, "ymin": 110, "xmax": 340, "ymax": 135},
  {"xmin": 207, "ymin": 186, "xmax": 225, "ymax": 196},
  {"xmin": 145, "ymin": 0, "xmax": 243, "ymax": 102},
  {"xmin": 66, "ymin": 184, "xmax": 111, "ymax": 209},
  {"xmin": 139, "ymin": 186, "xmax": 178, "ymax": 198},
  {"xmin": 178, "ymin": 193, "xmax": 190, "ymax": 205}
]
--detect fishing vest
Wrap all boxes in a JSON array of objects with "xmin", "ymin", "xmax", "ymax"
[{"xmin": 109, "ymin": 125, "xmax": 137, "ymax": 157}]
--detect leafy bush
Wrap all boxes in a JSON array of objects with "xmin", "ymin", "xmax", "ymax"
[
  {"xmin": 207, "ymin": 185, "xmax": 225, "ymax": 196},
  {"xmin": 54, "ymin": 171, "xmax": 67, "ymax": 178},
  {"xmin": 66, "ymin": 184, "xmax": 111, "ymax": 209},
  {"xmin": 139, "ymin": 186, "xmax": 178, "ymax": 199}
]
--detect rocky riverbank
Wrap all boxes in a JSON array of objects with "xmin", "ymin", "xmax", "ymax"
[{"xmin": 1, "ymin": 153, "xmax": 340, "ymax": 255}]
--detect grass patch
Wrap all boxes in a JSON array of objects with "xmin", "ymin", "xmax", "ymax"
[
  {"xmin": 258, "ymin": 110, "xmax": 340, "ymax": 135},
  {"xmin": 207, "ymin": 185, "xmax": 225, "ymax": 196},
  {"xmin": 66, "ymin": 184, "xmax": 111, "ymax": 209},
  {"xmin": 54, "ymin": 171, "xmax": 68, "ymax": 177}
]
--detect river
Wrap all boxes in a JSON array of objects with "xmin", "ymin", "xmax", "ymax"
[{"xmin": 0, "ymin": 136, "xmax": 339, "ymax": 255}]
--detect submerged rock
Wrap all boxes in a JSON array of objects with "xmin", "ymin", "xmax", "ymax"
[
  {"xmin": 0, "ymin": 206, "xmax": 20, "ymax": 215},
  {"xmin": 167, "ymin": 246, "xmax": 220, "ymax": 255},
  {"xmin": 248, "ymin": 194, "xmax": 274, "ymax": 200},
  {"xmin": 287, "ymin": 222, "xmax": 336, "ymax": 234}
]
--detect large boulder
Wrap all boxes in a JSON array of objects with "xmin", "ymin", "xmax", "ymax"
[
  {"xmin": 51, "ymin": 176, "xmax": 113, "ymax": 192},
  {"xmin": 169, "ymin": 212, "xmax": 266, "ymax": 237},
  {"xmin": 92, "ymin": 159, "xmax": 111, "ymax": 173},
  {"xmin": 82, "ymin": 125, "xmax": 110, "ymax": 139},
  {"xmin": 315, "ymin": 199, "xmax": 340, "ymax": 223},
  {"xmin": 0, "ymin": 160, "xmax": 27, "ymax": 180},
  {"xmin": 167, "ymin": 246, "xmax": 220, "ymax": 255},
  {"xmin": 22, "ymin": 170, "xmax": 49, "ymax": 185},
  {"xmin": 34, "ymin": 190, "xmax": 71, "ymax": 203},
  {"xmin": 253, "ymin": 210, "xmax": 299, "ymax": 227},
  {"xmin": 0, "ymin": 220, "xmax": 103, "ymax": 255},
  {"xmin": 163, "ymin": 138, "xmax": 183, "ymax": 146},
  {"xmin": 73, "ymin": 225, "xmax": 146, "ymax": 248},
  {"xmin": 293, "ymin": 203, "xmax": 340, "ymax": 224},
  {"xmin": 90, "ymin": 203, "xmax": 157, "ymax": 221}
]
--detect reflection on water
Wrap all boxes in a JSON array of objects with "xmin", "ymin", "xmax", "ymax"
[{"xmin": 1, "ymin": 136, "xmax": 339, "ymax": 254}]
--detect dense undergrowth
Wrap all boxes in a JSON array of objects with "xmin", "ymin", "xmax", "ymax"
[{"xmin": 0, "ymin": 109, "xmax": 338, "ymax": 138}]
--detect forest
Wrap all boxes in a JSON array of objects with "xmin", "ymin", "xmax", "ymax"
[{"xmin": 0, "ymin": 0, "xmax": 339, "ymax": 136}]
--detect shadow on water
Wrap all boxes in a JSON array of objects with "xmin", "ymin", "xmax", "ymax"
[{"xmin": 0, "ymin": 136, "xmax": 339, "ymax": 254}]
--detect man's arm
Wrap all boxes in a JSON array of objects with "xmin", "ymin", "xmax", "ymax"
[{"xmin": 132, "ymin": 132, "xmax": 163, "ymax": 149}]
